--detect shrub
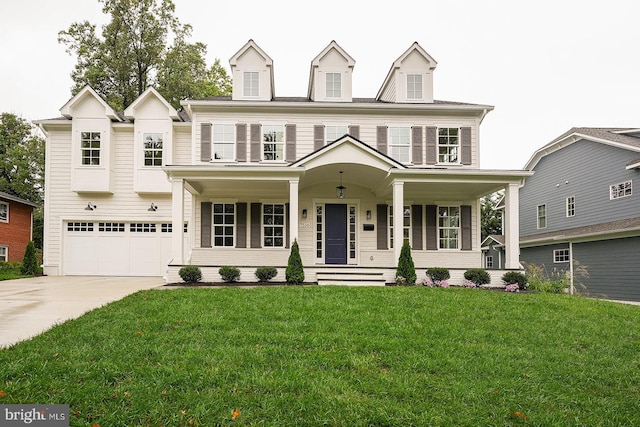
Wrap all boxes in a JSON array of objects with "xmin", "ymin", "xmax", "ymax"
[
  {"xmin": 421, "ymin": 277, "xmax": 450, "ymax": 288},
  {"xmin": 255, "ymin": 266, "xmax": 277, "ymax": 282},
  {"xmin": 179, "ymin": 265, "xmax": 202, "ymax": 283},
  {"xmin": 395, "ymin": 240, "xmax": 416, "ymax": 285},
  {"xmin": 502, "ymin": 271, "xmax": 527, "ymax": 290},
  {"xmin": 219, "ymin": 266, "xmax": 241, "ymax": 283},
  {"xmin": 426, "ymin": 267, "xmax": 450, "ymax": 282},
  {"xmin": 285, "ymin": 239, "xmax": 304, "ymax": 285},
  {"xmin": 505, "ymin": 283, "xmax": 519, "ymax": 292},
  {"xmin": 20, "ymin": 241, "xmax": 40, "ymax": 276},
  {"xmin": 464, "ymin": 268, "xmax": 491, "ymax": 286}
]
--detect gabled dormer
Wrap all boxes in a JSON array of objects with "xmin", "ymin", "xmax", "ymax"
[
  {"xmin": 376, "ymin": 42, "xmax": 437, "ymax": 104},
  {"xmin": 307, "ymin": 41, "xmax": 355, "ymax": 102},
  {"xmin": 61, "ymin": 85, "xmax": 121, "ymax": 193},
  {"xmin": 124, "ymin": 87, "xmax": 177, "ymax": 193},
  {"xmin": 229, "ymin": 39, "xmax": 274, "ymax": 101}
]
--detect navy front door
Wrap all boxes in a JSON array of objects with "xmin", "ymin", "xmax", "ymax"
[{"xmin": 325, "ymin": 204, "xmax": 347, "ymax": 264}]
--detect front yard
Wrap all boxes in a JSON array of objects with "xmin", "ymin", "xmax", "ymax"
[{"xmin": 0, "ymin": 286, "xmax": 639, "ymax": 426}]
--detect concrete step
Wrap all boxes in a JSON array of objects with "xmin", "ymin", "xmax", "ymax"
[{"xmin": 317, "ymin": 270, "xmax": 386, "ymax": 286}]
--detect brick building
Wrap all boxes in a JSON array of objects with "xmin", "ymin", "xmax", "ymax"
[{"xmin": 0, "ymin": 191, "xmax": 38, "ymax": 263}]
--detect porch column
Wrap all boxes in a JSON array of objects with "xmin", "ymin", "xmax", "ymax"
[
  {"xmin": 171, "ymin": 178, "xmax": 185, "ymax": 265},
  {"xmin": 393, "ymin": 180, "xmax": 404, "ymax": 264},
  {"xmin": 504, "ymin": 182, "xmax": 520, "ymax": 269},
  {"xmin": 289, "ymin": 179, "xmax": 299, "ymax": 245}
]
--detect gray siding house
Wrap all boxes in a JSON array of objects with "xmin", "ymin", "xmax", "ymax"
[{"xmin": 520, "ymin": 128, "xmax": 640, "ymax": 301}]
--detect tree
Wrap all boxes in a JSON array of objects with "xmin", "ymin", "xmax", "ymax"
[
  {"xmin": 285, "ymin": 240, "xmax": 305, "ymax": 285},
  {"xmin": 21, "ymin": 241, "xmax": 40, "ymax": 276},
  {"xmin": 58, "ymin": 0, "xmax": 231, "ymax": 111},
  {"xmin": 481, "ymin": 191, "xmax": 503, "ymax": 241},
  {"xmin": 395, "ymin": 240, "xmax": 416, "ymax": 285},
  {"xmin": 0, "ymin": 113, "xmax": 45, "ymax": 249}
]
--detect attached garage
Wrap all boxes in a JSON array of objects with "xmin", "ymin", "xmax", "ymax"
[{"xmin": 63, "ymin": 221, "xmax": 177, "ymax": 276}]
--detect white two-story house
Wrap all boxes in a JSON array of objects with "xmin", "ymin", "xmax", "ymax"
[{"xmin": 37, "ymin": 40, "xmax": 530, "ymax": 284}]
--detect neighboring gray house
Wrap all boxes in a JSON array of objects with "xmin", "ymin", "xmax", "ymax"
[
  {"xmin": 520, "ymin": 128, "xmax": 640, "ymax": 301},
  {"xmin": 481, "ymin": 234, "xmax": 505, "ymax": 270}
]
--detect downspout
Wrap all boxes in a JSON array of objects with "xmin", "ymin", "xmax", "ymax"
[{"xmin": 569, "ymin": 241, "xmax": 574, "ymax": 295}]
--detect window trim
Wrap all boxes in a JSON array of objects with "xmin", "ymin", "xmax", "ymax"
[
  {"xmin": 262, "ymin": 203, "xmax": 286, "ymax": 248},
  {"xmin": 261, "ymin": 123, "xmax": 285, "ymax": 162},
  {"xmin": 213, "ymin": 202, "xmax": 235, "ymax": 247},
  {"xmin": 0, "ymin": 245, "xmax": 7, "ymax": 262},
  {"xmin": 437, "ymin": 127, "xmax": 461, "ymax": 165},
  {"xmin": 0, "ymin": 202, "xmax": 8, "ymax": 223},
  {"xmin": 325, "ymin": 124, "xmax": 349, "ymax": 144},
  {"xmin": 537, "ymin": 204, "xmax": 547, "ymax": 229},
  {"xmin": 566, "ymin": 196, "xmax": 575, "ymax": 217},
  {"xmin": 143, "ymin": 132, "xmax": 163, "ymax": 167},
  {"xmin": 80, "ymin": 131, "xmax": 101, "ymax": 166},
  {"xmin": 610, "ymin": 180, "xmax": 632, "ymax": 200},
  {"xmin": 438, "ymin": 206, "xmax": 461, "ymax": 250},
  {"xmin": 389, "ymin": 205, "xmax": 412, "ymax": 249},
  {"xmin": 243, "ymin": 71, "xmax": 260, "ymax": 98},
  {"xmin": 554, "ymin": 248, "xmax": 570, "ymax": 263},
  {"xmin": 388, "ymin": 126, "xmax": 412, "ymax": 164},
  {"xmin": 326, "ymin": 72, "xmax": 342, "ymax": 99},
  {"xmin": 407, "ymin": 74, "xmax": 423, "ymax": 100},
  {"xmin": 485, "ymin": 255, "xmax": 493, "ymax": 269},
  {"xmin": 212, "ymin": 123, "xmax": 236, "ymax": 162}
]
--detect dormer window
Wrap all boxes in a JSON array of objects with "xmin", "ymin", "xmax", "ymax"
[
  {"xmin": 81, "ymin": 132, "xmax": 101, "ymax": 165},
  {"xmin": 326, "ymin": 73, "xmax": 342, "ymax": 98},
  {"xmin": 243, "ymin": 72, "xmax": 260, "ymax": 97},
  {"xmin": 407, "ymin": 74, "xmax": 422, "ymax": 100},
  {"xmin": 143, "ymin": 133, "xmax": 163, "ymax": 166}
]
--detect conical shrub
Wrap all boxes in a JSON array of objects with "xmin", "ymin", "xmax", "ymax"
[{"xmin": 285, "ymin": 239, "xmax": 305, "ymax": 285}]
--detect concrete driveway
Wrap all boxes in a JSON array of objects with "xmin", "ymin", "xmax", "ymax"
[{"xmin": 0, "ymin": 276, "xmax": 164, "ymax": 348}]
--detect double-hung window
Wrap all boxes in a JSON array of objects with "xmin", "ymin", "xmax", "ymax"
[
  {"xmin": 262, "ymin": 125, "xmax": 284, "ymax": 161},
  {"xmin": 389, "ymin": 206, "xmax": 411, "ymax": 248},
  {"xmin": 566, "ymin": 196, "xmax": 575, "ymax": 217},
  {"xmin": 243, "ymin": 71, "xmax": 259, "ymax": 97},
  {"xmin": 407, "ymin": 74, "xmax": 422, "ymax": 100},
  {"xmin": 554, "ymin": 249, "xmax": 570, "ymax": 263},
  {"xmin": 213, "ymin": 203, "xmax": 234, "ymax": 247},
  {"xmin": 610, "ymin": 180, "xmax": 632, "ymax": 199},
  {"xmin": 81, "ymin": 132, "xmax": 101, "ymax": 165},
  {"xmin": 263, "ymin": 204, "xmax": 285, "ymax": 248},
  {"xmin": 213, "ymin": 124, "xmax": 235, "ymax": 161},
  {"xmin": 438, "ymin": 128, "xmax": 460, "ymax": 163},
  {"xmin": 537, "ymin": 204, "xmax": 547, "ymax": 229},
  {"xmin": 0, "ymin": 246, "xmax": 6, "ymax": 262},
  {"xmin": 439, "ymin": 206, "xmax": 460, "ymax": 249},
  {"xmin": 389, "ymin": 127, "xmax": 411, "ymax": 163},
  {"xmin": 0, "ymin": 202, "xmax": 7, "ymax": 222},
  {"xmin": 326, "ymin": 72, "xmax": 341, "ymax": 98},
  {"xmin": 143, "ymin": 133, "xmax": 163, "ymax": 166},
  {"xmin": 325, "ymin": 125, "xmax": 348, "ymax": 144}
]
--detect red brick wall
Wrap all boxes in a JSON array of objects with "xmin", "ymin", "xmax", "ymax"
[{"xmin": 0, "ymin": 201, "xmax": 33, "ymax": 263}]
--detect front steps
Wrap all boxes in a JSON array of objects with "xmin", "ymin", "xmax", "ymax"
[{"xmin": 316, "ymin": 268, "xmax": 387, "ymax": 286}]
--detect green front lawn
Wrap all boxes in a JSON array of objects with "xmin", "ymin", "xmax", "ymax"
[{"xmin": 1, "ymin": 287, "xmax": 639, "ymax": 426}]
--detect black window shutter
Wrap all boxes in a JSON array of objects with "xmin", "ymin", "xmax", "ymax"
[
  {"xmin": 412, "ymin": 126, "xmax": 423, "ymax": 164},
  {"xmin": 250, "ymin": 203, "xmax": 262, "ymax": 248},
  {"xmin": 461, "ymin": 205, "xmax": 472, "ymax": 250},
  {"xmin": 236, "ymin": 203, "xmax": 247, "ymax": 248},
  {"xmin": 411, "ymin": 204, "xmax": 423, "ymax": 250},
  {"xmin": 236, "ymin": 124, "xmax": 247, "ymax": 162},
  {"xmin": 201, "ymin": 202, "xmax": 212, "ymax": 248},
  {"xmin": 285, "ymin": 203, "xmax": 290, "ymax": 248},
  {"xmin": 376, "ymin": 126, "xmax": 388, "ymax": 155},
  {"xmin": 285, "ymin": 124, "xmax": 296, "ymax": 162},
  {"xmin": 201, "ymin": 123, "xmax": 211, "ymax": 162},
  {"xmin": 377, "ymin": 204, "xmax": 388, "ymax": 250},
  {"xmin": 250, "ymin": 124, "xmax": 261, "ymax": 162},
  {"xmin": 314, "ymin": 125, "xmax": 325, "ymax": 150},
  {"xmin": 426, "ymin": 205, "xmax": 437, "ymax": 250},
  {"xmin": 461, "ymin": 127, "xmax": 472, "ymax": 165},
  {"xmin": 348, "ymin": 125, "xmax": 360, "ymax": 140},
  {"xmin": 426, "ymin": 127, "xmax": 437, "ymax": 165}
]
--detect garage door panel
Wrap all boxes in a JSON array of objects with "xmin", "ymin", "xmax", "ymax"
[
  {"xmin": 129, "ymin": 236, "xmax": 161, "ymax": 276},
  {"xmin": 64, "ymin": 236, "xmax": 98, "ymax": 275},
  {"xmin": 98, "ymin": 236, "xmax": 130, "ymax": 276}
]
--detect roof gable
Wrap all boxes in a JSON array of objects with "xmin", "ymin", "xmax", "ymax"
[
  {"xmin": 123, "ymin": 87, "xmax": 178, "ymax": 120},
  {"xmin": 376, "ymin": 42, "xmax": 437, "ymax": 103},
  {"xmin": 60, "ymin": 85, "xmax": 121, "ymax": 121},
  {"xmin": 308, "ymin": 41, "xmax": 356, "ymax": 101},
  {"xmin": 291, "ymin": 134, "xmax": 405, "ymax": 171},
  {"xmin": 229, "ymin": 39, "xmax": 275, "ymax": 101},
  {"xmin": 525, "ymin": 127, "xmax": 640, "ymax": 170}
]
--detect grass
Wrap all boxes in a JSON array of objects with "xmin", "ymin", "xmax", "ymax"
[
  {"xmin": 0, "ymin": 262, "xmax": 28, "ymax": 281},
  {"xmin": 1, "ymin": 287, "xmax": 639, "ymax": 426}
]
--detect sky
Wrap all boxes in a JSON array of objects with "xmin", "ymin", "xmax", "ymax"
[{"xmin": 1, "ymin": 0, "xmax": 638, "ymax": 170}]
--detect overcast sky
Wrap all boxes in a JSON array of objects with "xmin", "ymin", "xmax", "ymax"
[{"xmin": 1, "ymin": 0, "xmax": 638, "ymax": 169}]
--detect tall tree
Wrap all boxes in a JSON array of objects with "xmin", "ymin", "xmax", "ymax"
[
  {"xmin": 58, "ymin": 0, "xmax": 231, "ymax": 111},
  {"xmin": 0, "ymin": 113, "xmax": 45, "ymax": 249},
  {"xmin": 481, "ymin": 191, "xmax": 503, "ymax": 241}
]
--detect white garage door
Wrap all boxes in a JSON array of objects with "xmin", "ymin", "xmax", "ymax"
[{"xmin": 63, "ymin": 221, "xmax": 177, "ymax": 276}]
